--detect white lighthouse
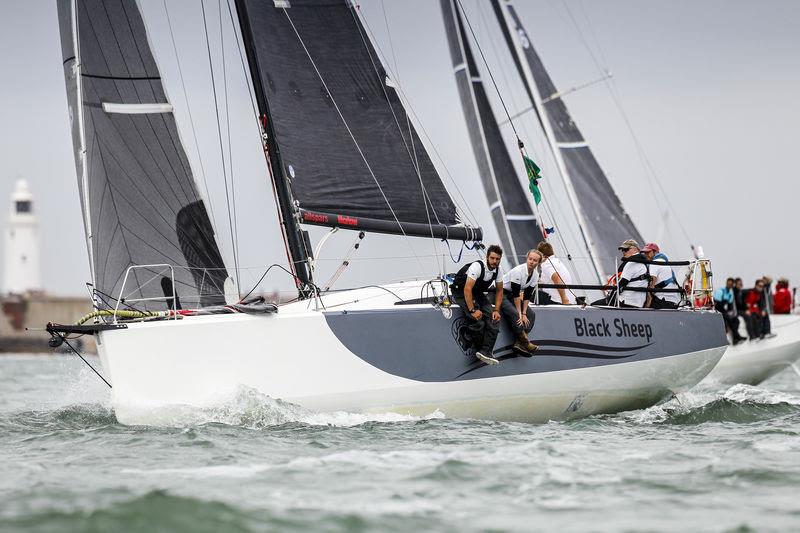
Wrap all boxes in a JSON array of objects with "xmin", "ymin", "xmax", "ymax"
[{"xmin": 3, "ymin": 179, "xmax": 41, "ymax": 294}]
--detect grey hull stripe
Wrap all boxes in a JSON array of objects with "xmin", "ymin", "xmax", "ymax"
[{"xmin": 324, "ymin": 306, "xmax": 726, "ymax": 382}]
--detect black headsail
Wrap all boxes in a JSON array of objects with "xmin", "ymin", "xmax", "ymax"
[
  {"xmin": 233, "ymin": 0, "xmax": 481, "ymax": 252},
  {"xmin": 57, "ymin": 0, "xmax": 228, "ymax": 310},
  {"xmin": 492, "ymin": 0, "xmax": 644, "ymax": 280},
  {"xmin": 440, "ymin": 0, "xmax": 543, "ymax": 265}
]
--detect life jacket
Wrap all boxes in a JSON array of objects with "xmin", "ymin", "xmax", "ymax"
[
  {"xmin": 451, "ymin": 260, "xmax": 498, "ymax": 295},
  {"xmin": 621, "ymin": 254, "xmax": 651, "ymax": 286},
  {"xmin": 653, "ymin": 252, "xmax": 678, "ymax": 288}
]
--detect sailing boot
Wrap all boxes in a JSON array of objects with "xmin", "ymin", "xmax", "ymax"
[{"xmin": 513, "ymin": 332, "xmax": 539, "ymax": 357}]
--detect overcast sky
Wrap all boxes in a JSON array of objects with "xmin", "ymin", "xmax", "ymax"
[{"xmin": 1, "ymin": 0, "xmax": 798, "ymax": 297}]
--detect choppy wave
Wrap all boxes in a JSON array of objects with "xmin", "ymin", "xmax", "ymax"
[
  {"xmin": 114, "ymin": 385, "xmax": 444, "ymax": 429},
  {"xmin": 616, "ymin": 383, "xmax": 800, "ymax": 426},
  {"xmin": 0, "ymin": 403, "xmax": 116, "ymax": 434},
  {"xmin": 2, "ymin": 490, "xmax": 284, "ymax": 533}
]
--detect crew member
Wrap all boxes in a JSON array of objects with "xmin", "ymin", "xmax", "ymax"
[
  {"xmin": 500, "ymin": 249, "xmax": 542, "ymax": 356},
  {"xmin": 617, "ymin": 240, "xmax": 650, "ymax": 308},
  {"xmin": 714, "ymin": 277, "xmax": 745, "ymax": 344},
  {"xmin": 641, "ymin": 243, "xmax": 681, "ymax": 309},
  {"xmin": 744, "ymin": 279, "xmax": 768, "ymax": 340},
  {"xmin": 537, "ymin": 241, "xmax": 576, "ymax": 305},
  {"xmin": 600, "ymin": 239, "xmax": 641, "ymax": 306},
  {"xmin": 774, "ymin": 278, "xmax": 792, "ymax": 314},
  {"xmin": 451, "ymin": 245, "xmax": 505, "ymax": 365}
]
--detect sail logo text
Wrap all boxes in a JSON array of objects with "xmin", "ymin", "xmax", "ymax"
[
  {"xmin": 303, "ymin": 212, "xmax": 328, "ymax": 224},
  {"xmin": 574, "ymin": 318, "xmax": 652, "ymax": 342},
  {"xmin": 337, "ymin": 215, "xmax": 358, "ymax": 226}
]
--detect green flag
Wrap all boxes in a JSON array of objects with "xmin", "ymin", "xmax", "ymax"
[{"xmin": 524, "ymin": 155, "xmax": 542, "ymax": 205}]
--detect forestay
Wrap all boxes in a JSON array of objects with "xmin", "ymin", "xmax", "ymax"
[
  {"xmin": 235, "ymin": 0, "xmax": 480, "ymax": 241},
  {"xmin": 57, "ymin": 0, "xmax": 228, "ymax": 310}
]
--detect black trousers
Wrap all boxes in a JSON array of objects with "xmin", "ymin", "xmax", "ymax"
[
  {"xmin": 499, "ymin": 291, "xmax": 535, "ymax": 337},
  {"xmin": 650, "ymin": 295, "xmax": 678, "ymax": 309},
  {"xmin": 453, "ymin": 292, "xmax": 499, "ymax": 353},
  {"xmin": 745, "ymin": 313, "xmax": 764, "ymax": 339}
]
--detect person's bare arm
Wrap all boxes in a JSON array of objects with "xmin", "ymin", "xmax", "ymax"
[
  {"xmin": 464, "ymin": 277, "xmax": 480, "ymax": 319},
  {"xmin": 551, "ymin": 272, "xmax": 569, "ymax": 304}
]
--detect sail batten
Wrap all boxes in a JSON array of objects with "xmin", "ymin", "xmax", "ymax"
[
  {"xmin": 58, "ymin": 0, "xmax": 229, "ymax": 309},
  {"xmin": 236, "ymin": 0, "xmax": 480, "ymax": 242}
]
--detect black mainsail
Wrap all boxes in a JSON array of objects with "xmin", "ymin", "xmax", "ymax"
[
  {"xmin": 492, "ymin": 0, "xmax": 643, "ymax": 280},
  {"xmin": 440, "ymin": 0, "xmax": 543, "ymax": 264},
  {"xmin": 234, "ymin": 0, "xmax": 481, "ymax": 250},
  {"xmin": 57, "ymin": 0, "xmax": 228, "ymax": 309}
]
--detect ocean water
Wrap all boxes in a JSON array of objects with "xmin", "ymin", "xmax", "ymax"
[{"xmin": 2, "ymin": 355, "xmax": 800, "ymax": 532}]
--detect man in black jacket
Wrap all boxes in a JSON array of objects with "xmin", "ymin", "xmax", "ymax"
[{"xmin": 451, "ymin": 245, "xmax": 505, "ymax": 365}]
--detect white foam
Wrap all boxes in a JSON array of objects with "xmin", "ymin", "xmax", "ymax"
[
  {"xmin": 121, "ymin": 463, "xmax": 272, "ymax": 478},
  {"xmin": 113, "ymin": 385, "xmax": 446, "ymax": 429},
  {"xmin": 722, "ymin": 383, "xmax": 800, "ymax": 405}
]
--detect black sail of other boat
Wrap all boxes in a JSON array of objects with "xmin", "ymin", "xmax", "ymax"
[
  {"xmin": 491, "ymin": 0, "xmax": 644, "ymax": 280},
  {"xmin": 440, "ymin": 0, "xmax": 543, "ymax": 265},
  {"xmin": 57, "ymin": 0, "xmax": 228, "ymax": 310}
]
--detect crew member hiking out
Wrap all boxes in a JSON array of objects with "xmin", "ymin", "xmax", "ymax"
[
  {"xmin": 450, "ymin": 245, "xmax": 505, "ymax": 365},
  {"xmin": 500, "ymin": 249, "xmax": 542, "ymax": 356}
]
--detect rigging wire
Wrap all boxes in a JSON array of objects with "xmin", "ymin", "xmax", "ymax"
[
  {"xmin": 472, "ymin": 0, "xmax": 581, "ymax": 274},
  {"xmin": 200, "ymin": 0, "xmax": 241, "ymax": 294},
  {"xmin": 563, "ymin": 0, "xmax": 694, "ymax": 249},
  {"xmin": 281, "ymin": 7, "xmax": 430, "ymax": 276},
  {"xmin": 349, "ymin": 4, "xmax": 441, "ymax": 275},
  {"xmin": 455, "ymin": 0, "xmax": 521, "ymax": 141},
  {"xmin": 162, "ymin": 1, "xmax": 220, "ymax": 241},
  {"xmin": 217, "ymin": 0, "xmax": 241, "ymax": 297},
  {"xmin": 456, "ymin": 0, "xmax": 577, "ymax": 268},
  {"xmin": 223, "ymin": 0, "xmax": 299, "ymax": 282},
  {"xmin": 357, "ymin": 12, "xmax": 480, "ymax": 230},
  {"xmin": 378, "ymin": 1, "xmax": 443, "ymax": 274}
]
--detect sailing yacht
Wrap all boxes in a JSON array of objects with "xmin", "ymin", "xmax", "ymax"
[{"xmin": 51, "ymin": 0, "xmax": 727, "ymax": 425}]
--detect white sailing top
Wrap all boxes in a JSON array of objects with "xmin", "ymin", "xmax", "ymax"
[
  {"xmin": 502, "ymin": 263, "xmax": 540, "ymax": 299},
  {"xmin": 541, "ymin": 256, "xmax": 575, "ymax": 304},
  {"xmin": 652, "ymin": 258, "xmax": 681, "ymax": 304},
  {"xmin": 619, "ymin": 259, "xmax": 649, "ymax": 307},
  {"xmin": 466, "ymin": 261, "xmax": 504, "ymax": 285}
]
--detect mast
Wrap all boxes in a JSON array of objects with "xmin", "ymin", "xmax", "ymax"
[
  {"xmin": 492, "ymin": 0, "xmax": 605, "ymax": 282},
  {"xmin": 233, "ymin": 0, "xmax": 314, "ymax": 297}
]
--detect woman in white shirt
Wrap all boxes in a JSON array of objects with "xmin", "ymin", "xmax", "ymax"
[
  {"xmin": 537, "ymin": 242, "xmax": 576, "ymax": 305},
  {"xmin": 500, "ymin": 250, "xmax": 542, "ymax": 355}
]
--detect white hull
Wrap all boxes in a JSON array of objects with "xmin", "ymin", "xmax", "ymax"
[
  {"xmin": 95, "ymin": 281, "xmax": 727, "ymax": 425},
  {"xmin": 702, "ymin": 314, "xmax": 800, "ymax": 386}
]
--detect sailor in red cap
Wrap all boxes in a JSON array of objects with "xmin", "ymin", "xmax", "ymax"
[{"xmin": 641, "ymin": 243, "xmax": 681, "ymax": 309}]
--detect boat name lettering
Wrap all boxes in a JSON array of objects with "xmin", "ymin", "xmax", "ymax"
[
  {"xmin": 303, "ymin": 212, "xmax": 329, "ymax": 223},
  {"xmin": 337, "ymin": 215, "xmax": 358, "ymax": 226},
  {"xmin": 574, "ymin": 318, "xmax": 652, "ymax": 342}
]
